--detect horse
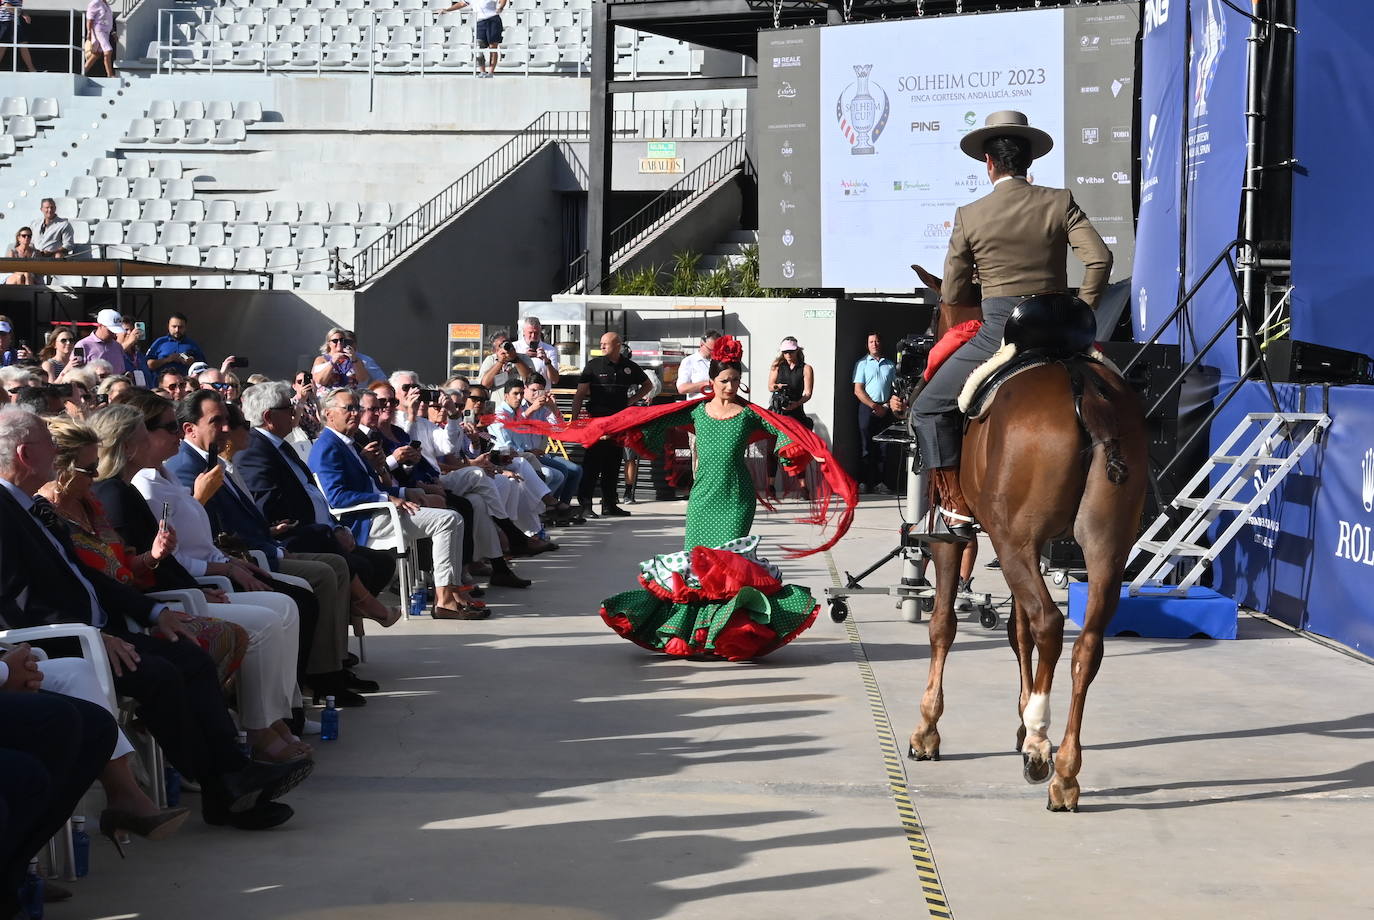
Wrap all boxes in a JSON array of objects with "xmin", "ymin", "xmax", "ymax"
[{"xmin": 906, "ymin": 266, "xmax": 1148, "ymax": 812}]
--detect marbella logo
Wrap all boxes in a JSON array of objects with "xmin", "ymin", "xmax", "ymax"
[
  {"xmin": 836, "ymin": 64, "xmax": 890, "ymax": 156},
  {"xmin": 1333, "ymin": 448, "xmax": 1374, "ymax": 565}
]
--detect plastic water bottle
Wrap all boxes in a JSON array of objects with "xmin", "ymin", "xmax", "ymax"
[
  {"xmin": 320, "ymin": 696, "xmax": 339, "ymax": 741},
  {"xmin": 409, "ymin": 586, "xmax": 426, "ymax": 617},
  {"xmin": 237, "ymin": 730, "xmax": 250, "ymax": 757},
  {"xmin": 21, "ymin": 858, "xmax": 43, "ymax": 918},
  {"xmin": 71, "ymin": 817, "xmax": 90, "ymax": 878},
  {"xmin": 164, "ymin": 767, "xmax": 182, "ymax": 807}
]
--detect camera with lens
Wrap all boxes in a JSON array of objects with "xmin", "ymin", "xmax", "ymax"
[
  {"xmin": 768, "ymin": 387, "xmax": 790, "ymax": 414},
  {"xmin": 895, "ymin": 332, "xmax": 936, "ymax": 397}
]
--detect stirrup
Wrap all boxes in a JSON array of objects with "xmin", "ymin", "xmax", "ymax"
[
  {"xmin": 937, "ymin": 505, "xmax": 978, "ymax": 541},
  {"xmin": 909, "ymin": 506, "xmax": 974, "ymax": 544}
]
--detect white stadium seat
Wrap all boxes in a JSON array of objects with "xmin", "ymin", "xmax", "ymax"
[
  {"xmin": 164, "ymin": 178, "xmax": 194, "ymax": 200},
  {"xmin": 98, "ymin": 177, "xmax": 130, "ymax": 199},
  {"xmin": 205, "ymin": 199, "xmax": 238, "ymax": 223},
  {"xmin": 324, "ymin": 225, "xmax": 356, "ymax": 249},
  {"xmin": 152, "ymin": 118, "xmax": 187, "ymax": 144},
  {"xmin": 228, "ymin": 223, "xmax": 261, "ymax": 248},
  {"xmin": 107, "ymin": 198, "xmax": 142, "ymax": 223},
  {"xmin": 205, "ymin": 246, "xmax": 236, "ymax": 270},
  {"xmin": 152, "ymin": 158, "xmax": 183, "ymax": 179},
  {"xmin": 193, "ymin": 222, "xmax": 226, "ymax": 249},
  {"xmin": 5, "ymin": 116, "xmax": 36, "ymax": 142},
  {"xmin": 359, "ymin": 202, "xmax": 391, "ymax": 225},
  {"xmin": 267, "ymin": 248, "xmax": 299, "ymax": 272},
  {"xmin": 160, "ymin": 222, "xmax": 192, "ymax": 247},
  {"xmin": 129, "ymin": 177, "xmax": 162, "ymax": 200},
  {"xmin": 298, "ymin": 246, "xmax": 329, "ymax": 273},
  {"xmin": 328, "ymin": 202, "xmax": 360, "ymax": 226},
  {"xmin": 232, "ymin": 42, "xmax": 266, "ymax": 66},
  {"xmin": 213, "ymin": 119, "xmax": 247, "ymax": 144},
  {"xmin": 0, "ymin": 97, "xmax": 26, "ymax": 118},
  {"xmin": 126, "ymin": 222, "xmax": 158, "ymax": 247},
  {"xmin": 90, "ymin": 157, "xmax": 119, "ymax": 179},
  {"xmin": 78, "ymin": 198, "xmax": 110, "ymax": 222},
  {"xmin": 235, "ymin": 200, "xmax": 269, "ymax": 225},
  {"xmin": 54, "ymin": 197, "xmax": 79, "ymax": 219},
  {"xmin": 175, "ymin": 100, "xmax": 206, "ymax": 121},
  {"xmin": 68, "ymin": 175, "xmax": 98, "ymax": 199},
  {"xmin": 270, "ymin": 200, "xmax": 301, "ymax": 224},
  {"xmin": 260, "ymin": 223, "xmax": 293, "ymax": 248},
  {"xmin": 91, "ymin": 222, "xmax": 123, "ymax": 246},
  {"xmin": 184, "ymin": 118, "xmax": 216, "ymax": 144},
  {"xmin": 121, "ymin": 118, "xmax": 155, "ymax": 145},
  {"xmin": 267, "ymin": 43, "xmax": 294, "ymax": 67},
  {"xmin": 169, "ymin": 245, "xmax": 201, "ymax": 266},
  {"xmin": 205, "ymin": 100, "xmax": 235, "ymax": 121},
  {"xmin": 146, "ymin": 99, "xmax": 176, "ymax": 121},
  {"xmin": 295, "ymin": 224, "xmax": 325, "ymax": 248},
  {"xmin": 299, "ymin": 201, "xmax": 330, "ymax": 224},
  {"xmin": 173, "ymin": 199, "xmax": 206, "ymax": 223},
  {"xmin": 298, "ymin": 273, "xmax": 330, "ymax": 292},
  {"xmin": 142, "ymin": 199, "xmax": 173, "ymax": 224}
]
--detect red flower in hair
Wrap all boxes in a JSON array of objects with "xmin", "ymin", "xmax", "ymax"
[{"xmin": 711, "ymin": 335, "xmax": 743, "ymax": 365}]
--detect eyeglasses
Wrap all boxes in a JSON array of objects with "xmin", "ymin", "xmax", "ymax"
[
  {"xmin": 70, "ymin": 464, "xmax": 98, "ymax": 477},
  {"xmin": 376, "ymin": 398, "xmax": 398, "ymax": 408},
  {"xmin": 146, "ymin": 420, "xmax": 179, "ymax": 434},
  {"xmin": 18, "ymin": 233, "xmax": 31, "ymax": 239},
  {"xmin": 400, "ymin": 383, "xmax": 420, "ymax": 391},
  {"xmin": 359, "ymin": 405, "xmax": 380, "ymax": 413},
  {"xmin": 329, "ymin": 338, "xmax": 356, "ymax": 347},
  {"xmin": 56, "ymin": 339, "xmax": 73, "ymax": 345},
  {"xmin": 210, "ymin": 382, "xmax": 235, "ymax": 391}
]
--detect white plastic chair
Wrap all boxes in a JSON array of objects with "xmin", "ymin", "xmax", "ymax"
[
  {"xmin": 120, "ymin": 118, "xmax": 155, "ymax": 145},
  {"xmin": 227, "ymin": 223, "xmax": 261, "ymax": 248},
  {"xmin": 266, "ymin": 42, "xmax": 294, "ymax": 67},
  {"xmin": 204, "ymin": 245, "xmax": 236, "ymax": 269},
  {"xmin": 160, "ymin": 222, "xmax": 192, "ymax": 247},
  {"xmin": 97, "ymin": 176, "xmax": 130, "ymax": 199},
  {"xmin": 260, "ymin": 223, "xmax": 293, "ymax": 249},
  {"xmin": 232, "ymin": 42, "xmax": 265, "ymax": 67},
  {"xmin": 70, "ymin": 220, "xmax": 91, "ymax": 246},
  {"xmin": 294, "ymin": 224, "xmax": 324, "ymax": 248},
  {"xmin": 163, "ymin": 178, "xmax": 194, "ymax": 201},
  {"xmin": 192, "ymin": 222, "xmax": 226, "ymax": 249},
  {"xmin": 184, "ymin": 118, "xmax": 216, "ymax": 144},
  {"xmin": 213, "ymin": 119, "xmax": 247, "ymax": 145},
  {"xmin": 146, "ymin": 99, "xmax": 176, "ymax": 121},
  {"xmin": 126, "ymin": 222, "xmax": 158, "ymax": 247},
  {"xmin": 152, "ymin": 118, "xmax": 187, "ymax": 144},
  {"xmin": 90, "ymin": 157, "xmax": 119, "ymax": 179},
  {"xmin": 107, "ymin": 198, "xmax": 142, "ymax": 223},
  {"xmin": 152, "ymin": 158, "xmax": 183, "ymax": 179},
  {"xmin": 68, "ymin": 175, "xmax": 98, "ymax": 199},
  {"xmin": 315, "ymin": 474, "xmax": 422, "ymax": 617},
  {"xmin": 169, "ymin": 245, "xmax": 201, "ymax": 267},
  {"xmin": 175, "ymin": 100, "xmax": 206, "ymax": 121},
  {"xmin": 235, "ymin": 200, "xmax": 270, "ymax": 225},
  {"xmin": 129, "ymin": 176, "xmax": 161, "ymax": 200},
  {"xmin": 172, "ymin": 199, "xmax": 206, "ymax": 223},
  {"xmin": 292, "ymin": 44, "xmax": 321, "ymax": 67},
  {"xmin": 205, "ymin": 199, "xmax": 238, "ymax": 223},
  {"xmin": 327, "ymin": 201, "xmax": 360, "ymax": 226},
  {"xmin": 91, "ymin": 221, "xmax": 123, "ymax": 246},
  {"xmin": 0, "ymin": 97, "xmax": 26, "ymax": 118},
  {"xmin": 298, "ymin": 272, "xmax": 330, "ymax": 292},
  {"xmin": 78, "ymin": 198, "xmax": 111, "ymax": 222},
  {"xmin": 297, "ymin": 246, "xmax": 329, "ymax": 272},
  {"xmin": 142, "ymin": 199, "xmax": 173, "ymax": 224},
  {"xmin": 267, "ymin": 248, "xmax": 299, "ymax": 272},
  {"xmin": 324, "ymin": 225, "xmax": 356, "ymax": 249},
  {"xmin": 299, "ymin": 201, "xmax": 330, "ymax": 224},
  {"xmin": 270, "ymin": 200, "xmax": 301, "ymax": 224}
]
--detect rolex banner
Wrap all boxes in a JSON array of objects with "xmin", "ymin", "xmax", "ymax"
[
  {"xmin": 1130, "ymin": 0, "xmax": 1188, "ymax": 345},
  {"xmin": 1181, "ymin": 0, "xmax": 1249, "ymax": 375}
]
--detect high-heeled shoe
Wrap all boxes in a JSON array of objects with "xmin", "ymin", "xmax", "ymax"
[{"xmin": 99, "ymin": 806, "xmax": 191, "ymax": 856}]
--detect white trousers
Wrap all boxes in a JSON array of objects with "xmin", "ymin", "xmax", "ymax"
[
  {"xmin": 212, "ymin": 594, "xmax": 300, "ymax": 729},
  {"xmin": 370, "ymin": 505, "xmax": 464, "ymax": 587},
  {"xmin": 438, "ymin": 467, "xmax": 504, "ymax": 559},
  {"xmin": 489, "ymin": 473, "xmax": 542, "ymax": 534},
  {"xmin": 38, "ymin": 656, "xmax": 134, "ymax": 760}
]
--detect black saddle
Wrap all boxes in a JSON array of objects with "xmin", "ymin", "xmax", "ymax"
[{"xmin": 963, "ymin": 293, "xmax": 1099, "ymax": 420}]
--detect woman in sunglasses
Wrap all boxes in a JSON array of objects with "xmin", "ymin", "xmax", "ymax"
[
  {"xmin": 311, "ymin": 327, "xmax": 372, "ymax": 389},
  {"xmin": 39, "ymin": 327, "xmax": 77, "ymax": 381},
  {"xmin": 4, "ymin": 228, "xmax": 39, "ymax": 285}
]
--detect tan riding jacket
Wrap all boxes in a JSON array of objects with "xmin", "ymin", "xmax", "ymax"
[{"xmin": 940, "ymin": 177, "xmax": 1113, "ymax": 309}]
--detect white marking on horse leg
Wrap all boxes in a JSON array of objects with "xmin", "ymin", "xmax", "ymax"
[{"xmin": 1022, "ymin": 692, "xmax": 1050, "ymax": 739}]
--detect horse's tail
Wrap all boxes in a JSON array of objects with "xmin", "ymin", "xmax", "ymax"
[{"xmin": 1071, "ymin": 360, "xmax": 1130, "ymax": 485}]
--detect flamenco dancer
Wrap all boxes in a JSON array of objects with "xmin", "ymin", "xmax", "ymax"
[{"xmin": 502, "ymin": 336, "xmax": 857, "ymax": 661}]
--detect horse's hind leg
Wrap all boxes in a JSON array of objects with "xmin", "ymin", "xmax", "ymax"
[
  {"xmin": 908, "ymin": 540, "xmax": 962, "ymax": 762},
  {"xmin": 997, "ymin": 544, "xmax": 1063, "ymax": 785}
]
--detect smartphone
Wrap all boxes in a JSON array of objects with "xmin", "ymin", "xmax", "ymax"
[
  {"xmin": 462, "ymin": 409, "xmax": 476, "ymax": 425},
  {"xmin": 409, "ymin": 440, "xmax": 422, "ymax": 450},
  {"xmin": 135, "ymin": 322, "xmax": 146, "ymax": 341},
  {"xmin": 72, "ymin": 345, "xmax": 86, "ymax": 365},
  {"xmin": 421, "ymin": 388, "xmax": 441, "ymax": 403},
  {"xmin": 159, "ymin": 500, "xmax": 172, "ymax": 531},
  {"xmin": 229, "ymin": 357, "xmax": 250, "ymax": 368},
  {"xmin": 207, "ymin": 442, "xmax": 221, "ymax": 471}
]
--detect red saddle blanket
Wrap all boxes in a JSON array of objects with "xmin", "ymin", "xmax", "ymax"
[{"xmin": 923, "ymin": 320, "xmax": 983, "ymax": 381}]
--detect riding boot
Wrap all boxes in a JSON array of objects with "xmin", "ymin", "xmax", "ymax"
[{"xmin": 931, "ymin": 466, "xmax": 977, "ymax": 541}]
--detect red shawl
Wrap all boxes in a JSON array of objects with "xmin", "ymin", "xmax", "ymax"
[{"xmin": 490, "ymin": 399, "xmax": 857, "ymax": 558}]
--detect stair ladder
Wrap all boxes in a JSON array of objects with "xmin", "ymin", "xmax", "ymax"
[{"xmin": 1127, "ymin": 411, "xmax": 1330, "ymax": 596}]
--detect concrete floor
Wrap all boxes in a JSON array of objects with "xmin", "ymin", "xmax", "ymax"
[{"xmin": 60, "ymin": 497, "xmax": 1374, "ymax": 920}]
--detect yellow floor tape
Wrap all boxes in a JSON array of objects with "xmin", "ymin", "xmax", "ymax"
[{"xmin": 825, "ymin": 551, "xmax": 953, "ymax": 920}]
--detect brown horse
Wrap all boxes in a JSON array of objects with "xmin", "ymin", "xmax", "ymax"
[{"xmin": 907, "ymin": 267, "xmax": 1147, "ymax": 812}]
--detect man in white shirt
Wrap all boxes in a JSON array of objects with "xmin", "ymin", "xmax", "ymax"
[
  {"xmin": 676, "ymin": 329, "xmax": 720, "ymax": 399},
  {"xmin": 440, "ymin": 0, "xmax": 506, "ymax": 77},
  {"xmin": 518, "ymin": 316, "xmax": 561, "ymax": 386}
]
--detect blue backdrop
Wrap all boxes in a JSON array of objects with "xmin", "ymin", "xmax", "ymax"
[
  {"xmin": 1291, "ymin": 0, "xmax": 1374, "ymax": 360},
  {"xmin": 1210, "ymin": 381, "xmax": 1374, "ymax": 655},
  {"xmin": 1181, "ymin": 0, "xmax": 1248, "ymax": 375},
  {"xmin": 1131, "ymin": 0, "xmax": 1187, "ymax": 344}
]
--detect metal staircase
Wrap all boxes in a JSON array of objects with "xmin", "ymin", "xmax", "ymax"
[{"xmin": 1127, "ymin": 411, "xmax": 1330, "ymax": 596}]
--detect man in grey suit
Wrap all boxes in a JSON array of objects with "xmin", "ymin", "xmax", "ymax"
[{"xmin": 912, "ymin": 111, "xmax": 1112, "ymax": 539}]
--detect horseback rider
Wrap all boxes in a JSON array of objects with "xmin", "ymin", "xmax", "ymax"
[{"xmin": 912, "ymin": 111, "xmax": 1113, "ymax": 540}]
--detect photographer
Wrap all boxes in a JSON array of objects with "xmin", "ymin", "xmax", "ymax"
[
  {"xmin": 766, "ymin": 337, "xmax": 814, "ymax": 429},
  {"xmin": 311, "ymin": 327, "xmax": 372, "ymax": 388},
  {"xmin": 145, "ymin": 313, "xmax": 207, "ymax": 377},
  {"xmin": 477, "ymin": 330, "xmax": 533, "ymax": 390}
]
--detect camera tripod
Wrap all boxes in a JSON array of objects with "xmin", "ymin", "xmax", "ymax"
[{"xmin": 823, "ymin": 423, "xmax": 1001, "ymax": 630}]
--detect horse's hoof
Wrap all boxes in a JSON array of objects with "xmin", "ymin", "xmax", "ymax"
[
  {"xmin": 1022, "ymin": 752, "xmax": 1052, "ymax": 784},
  {"xmin": 907, "ymin": 745, "xmax": 940, "ymax": 762}
]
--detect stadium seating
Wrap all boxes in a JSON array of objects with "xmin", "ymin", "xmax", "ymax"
[{"xmin": 151, "ymin": 0, "xmax": 700, "ymax": 77}]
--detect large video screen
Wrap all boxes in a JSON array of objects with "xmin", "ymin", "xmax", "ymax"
[{"xmin": 757, "ymin": 4, "xmax": 1138, "ymax": 290}]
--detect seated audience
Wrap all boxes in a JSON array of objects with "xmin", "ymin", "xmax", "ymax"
[
  {"xmin": 312, "ymin": 328, "xmax": 372, "ymax": 388},
  {"xmin": 0, "ymin": 406, "xmax": 312, "ymax": 831}
]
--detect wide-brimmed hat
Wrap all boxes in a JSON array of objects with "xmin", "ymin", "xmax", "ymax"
[{"xmin": 959, "ymin": 110, "xmax": 1054, "ymax": 161}]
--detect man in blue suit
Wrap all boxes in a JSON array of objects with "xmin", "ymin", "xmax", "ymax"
[
  {"xmin": 166, "ymin": 390, "xmax": 370, "ymax": 704},
  {"xmin": 310, "ymin": 387, "xmax": 484, "ymax": 620}
]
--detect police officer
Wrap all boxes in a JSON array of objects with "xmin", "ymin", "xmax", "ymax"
[{"xmin": 570, "ymin": 331, "xmax": 654, "ymax": 518}]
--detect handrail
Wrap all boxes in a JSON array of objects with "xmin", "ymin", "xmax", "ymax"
[
  {"xmin": 1121, "ymin": 238, "xmax": 1286, "ymax": 500},
  {"xmin": 348, "ymin": 110, "xmax": 590, "ymax": 286},
  {"xmin": 6, "ymin": 8, "xmax": 81, "ymax": 74},
  {"xmin": 565, "ymin": 133, "xmax": 750, "ymax": 293}
]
